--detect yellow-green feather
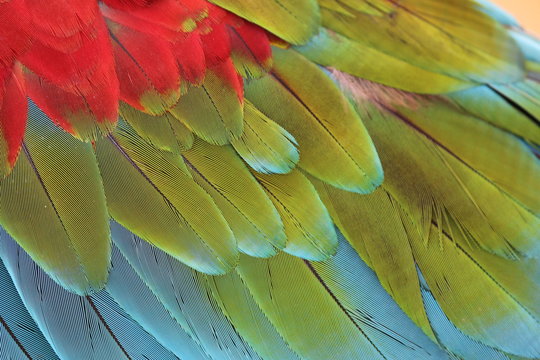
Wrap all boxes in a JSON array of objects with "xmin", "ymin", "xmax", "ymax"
[
  {"xmin": 254, "ymin": 170, "xmax": 337, "ymax": 261},
  {"xmin": 95, "ymin": 120, "xmax": 238, "ymax": 275},
  {"xmin": 208, "ymin": 0, "xmax": 320, "ymax": 45},
  {"xmin": 0, "ymin": 104, "xmax": 110, "ymax": 294},
  {"xmin": 231, "ymin": 100, "xmax": 299, "ymax": 174},
  {"xmin": 182, "ymin": 138, "xmax": 286, "ymax": 258},
  {"xmin": 169, "ymin": 69, "xmax": 243, "ymax": 146},
  {"xmin": 319, "ymin": 0, "xmax": 524, "ymax": 84},
  {"xmin": 245, "ymin": 48, "xmax": 383, "ymax": 194},
  {"xmin": 295, "ymin": 28, "xmax": 474, "ymax": 94}
]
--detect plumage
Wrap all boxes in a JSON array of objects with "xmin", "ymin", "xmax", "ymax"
[
  {"xmin": 0, "ymin": 0, "xmax": 539, "ymax": 359},
  {"xmin": 0, "ymin": 103, "xmax": 110, "ymax": 294},
  {"xmin": 230, "ymin": 100, "xmax": 299, "ymax": 174},
  {"xmin": 246, "ymin": 48, "xmax": 383, "ymax": 194},
  {"xmin": 253, "ymin": 170, "xmax": 337, "ymax": 261},
  {"xmin": 170, "ymin": 59, "xmax": 244, "ymax": 145},
  {"xmin": 182, "ymin": 138, "xmax": 286, "ymax": 257},
  {"xmin": 95, "ymin": 120, "xmax": 238, "ymax": 275}
]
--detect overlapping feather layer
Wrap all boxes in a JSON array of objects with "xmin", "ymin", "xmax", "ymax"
[{"xmin": 0, "ymin": 0, "xmax": 539, "ymax": 359}]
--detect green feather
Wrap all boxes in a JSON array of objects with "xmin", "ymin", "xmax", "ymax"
[
  {"xmin": 169, "ymin": 65, "xmax": 243, "ymax": 146},
  {"xmin": 320, "ymin": 0, "xmax": 524, "ymax": 84},
  {"xmin": 246, "ymin": 48, "xmax": 383, "ymax": 194},
  {"xmin": 231, "ymin": 100, "xmax": 299, "ymax": 174},
  {"xmin": 95, "ymin": 120, "xmax": 238, "ymax": 275},
  {"xmin": 182, "ymin": 138, "xmax": 286, "ymax": 258},
  {"xmin": 295, "ymin": 28, "xmax": 473, "ymax": 94},
  {"xmin": 254, "ymin": 169, "xmax": 337, "ymax": 261},
  {"xmin": 208, "ymin": 0, "xmax": 320, "ymax": 45},
  {"xmin": 0, "ymin": 103, "xmax": 110, "ymax": 294}
]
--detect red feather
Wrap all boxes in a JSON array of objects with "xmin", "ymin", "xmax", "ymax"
[
  {"xmin": 108, "ymin": 19, "xmax": 181, "ymax": 114},
  {"xmin": 20, "ymin": 1, "xmax": 119, "ymax": 139},
  {"xmin": 0, "ymin": 63, "xmax": 27, "ymax": 174},
  {"xmin": 172, "ymin": 32, "xmax": 207, "ymax": 85},
  {"xmin": 0, "ymin": 0, "xmax": 31, "ymax": 67},
  {"xmin": 228, "ymin": 19, "xmax": 273, "ymax": 77}
]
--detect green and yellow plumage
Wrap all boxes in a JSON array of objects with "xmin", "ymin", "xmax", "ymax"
[{"xmin": 0, "ymin": 0, "xmax": 539, "ymax": 359}]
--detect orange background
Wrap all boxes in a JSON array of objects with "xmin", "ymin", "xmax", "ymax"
[{"xmin": 492, "ymin": 0, "xmax": 539, "ymax": 35}]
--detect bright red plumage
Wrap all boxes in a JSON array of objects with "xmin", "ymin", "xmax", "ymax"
[{"xmin": 0, "ymin": 0, "xmax": 273, "ymax": 172}]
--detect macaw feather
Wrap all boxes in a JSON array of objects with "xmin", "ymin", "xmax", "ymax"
[
  {"xmin": 396, "ymin": 97, "xmax": 540, "ymax": 214},
  {"xmin": 112, "ymin": 225, "xmax": 262, "ymax": 360},
  {"xmin": 0, "ymin": 1, "xmax": 539, "ymax": 359},
  {"xmin": 208, "ymin": 0, "xmax": 320, "ymax": 45},
  {"xmin": 334, "ymin": 72, "xmax": 540, "ymax": 261},
  {"xmin": 108, "ymin": 18, "xmax": 182, "ymax": 115},
  {"xmin": 170, "ymin": 59, "xmax": 244, "ymax": 145},
  {"xmin": 231, "ymin": 100, "xmax": 299, "ymax": 174},
  {"xmin": 319, "ymin": 0, "xmax": 524, "ymax": 85},
  {"xmin": 95, "ymin": 119, "xmax": 238, "ymax": 275},
  {"xmin": 237, "ymin": 236, "xmax": 448, "ymax": 360},
  {"xmin": 228, "ymin": 20, "xmax": 273, "ymax": 79},
  {"xmin": 295, "ymin": 28, "xmax": 474, "ymax": 94},
  {"xmin": 253, "ymin": 169, "xmax": 338, "ymax": 261},
  {"xmin": 0, "ymin": 103, "xmax": 110, "ymax": 294},
  {"xmin": 119, "ymin": 103, "xmax": 183, "ymax": 154},
  {"xmin": 448, "ymin": 85, "xmax": 540, "ymax": 145},
  {"xmin": 0, "ymin": 259, "xmax": 59, "ymax": 360},
  {"xmin": 105, "ymin": 239, "xmax": 210, "ymax": 359},
  {"xmin": 312, "ymin": 181, "xmax": 436, "ymax": 341},
  {"xmin": 182, "ymin": 138, "xmax": 286, "ymax": 258},
  {"xmin": 246, "ymin": 48, "xmax": 383, "ymax": 194},
  {"xmin": 0, "ymin": 233, "xmax": 179, "ymax": 360},
  {"xmin": 0, "ymin": 63, "xmax": 26, "ymax": 177}
]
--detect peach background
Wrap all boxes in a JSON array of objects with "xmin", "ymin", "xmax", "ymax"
[{"xmin": 492, "ymin": 0, "xmax": 539, "ymax": 35}]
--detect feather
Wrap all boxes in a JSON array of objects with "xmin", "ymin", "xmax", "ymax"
[
  {"xmin": 0, "ymin": 64, "xmax": 26, "ymax": 176},
  {"xmin": 108, "ymin": 19, "xmax": 181, "ymax": 115},
  {"xmin": 319, "ymin": 0, "xmax": 524, "ymax": 84},
  {"xmin": 89, "ymin": 291, "xmax": 180, "ymax": 360},
  {"xmin": 171, "ymin": 32, "xmax": 207, "ymax": 86},
  {"xmin": 119, "ymin": 103, "xmax": 182, "ymax": 154},
  {"xmin": 170, "ymin": 59, "xmax": 243, "ymax": 145},
  {"xmin": 21, "ymin": 2, "xmax": 119, "ymax": 139},
  {"xmin": 0, "ymin": 0, "xmax": 30, "ymax": 67},
  {"xmin": 95, "ymin": 119, "xmax": 238, "ymax": 275},
  {"xmin": 332, "ymin": 72, "xmax": 540, "ymax": 357},
  {"xmin": 334, "ymin": 73, "xmax": 540, "ymax": 260},
  {"xmin": 237, "ymin": 235, "xmax": 448, "ymax": 360},
  {"xmin": 253, "ymin": 170, "xmax": 337, "ymax": 261},
  {"xmin": 200, "ymin": 21, "xmax": 231, "ymax": 67},
  {"xmin": 0, "ymin": 233, "xmax": 180, "ymax": 360},
  {"xmin": 312, "ymin": 181, "xmax": 436, "ymax": 341},
  {"xmin": 396, "ymin": 97, "xmax": 540, "ymax": 214},
  {"xmin": 112, "ymin": 225, "xmax": 262, "ymax": 360},
  {"xmin": 0, "ymin": 102, "xmax": 110, "ymax": 294},
  {"xmin": 410, "ymin": 225, "xmax": 540, "ymax": 358},
  {"xmin": 0, "ymin": 258, "xmax": 59, "ymax": 360},
  {"xmin": 207, "ymin": 272, "xmax": 301, "ymax": 360},
  {"xmin": 448, "ymin": 85, "xmax": 540, "ymax": 145},
  {"xmin": 182, "ymin": 138, "xmax": 285, "ymax": 258},
  {"xmin": 245, "ymin": 48, "xmax": 383, "ymax": 194},
  {"xmin": 0, "ymin": 234, "xmax": 129, "ymax": 360},
  {"xmin": 227, "ymin": 19, "xmax": 273, "ymax": 79},
  {"xmin": 492, "ymin": 80, "xmax": 540, "ymax": 121},
  {"xmin": 23, "ymin": 69, "xmax": 118, "ymax": 140},
  {"xmin": 295, "ymin": 28, "xmax": 473, "ymax": 94},
  {"xmin": 105, "ymin": 238, "xmax": 210, "ymax": 359},
  {"xmin": 208, "ymin": 0, "xmax": 320, "ymax": 45},
  {"xmin": 418, "ymin": 272, "xmax": 514, "ymax": 360},
  {"xmin": 231, "ymin": 100, "xmax": 299, "ymax": 174}
]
